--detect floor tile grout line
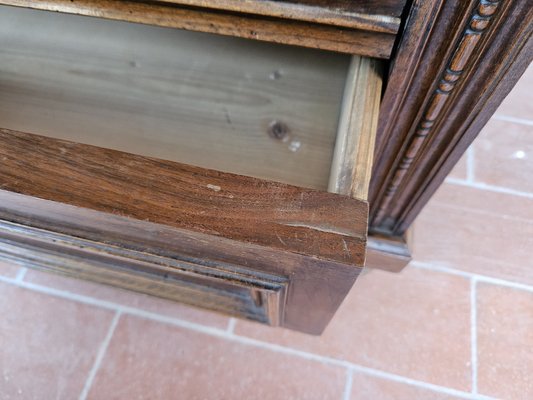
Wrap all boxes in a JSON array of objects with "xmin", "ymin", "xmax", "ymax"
[
  {"xmin": 79, "ymin": 311, "xmax": 121, "ymax": 400},
  {"xmin": 492, "ymin": 114, "xmax": 533, "ymax": 126},
  {"xmin": 0, "ymin": 274, "xmax": 495, "ymax": 400},
  {"xmin": 470, "ymin": 278, "xmax": 478, "ymax": 395},
  {"xmin": 0, "ymin": 274, "xmax": 233, "ymax": 337},
  {"xmin": 410, "ymin": 261, "xmax": 473, "ymax": 278},
  {"xmin": 428, "ymin": 199, "xmax": 533, "ymax": 224},
  {"xmin": 413, "ymin": 250, "xmax": 530, "ymax": 280},
  {"xmin": 226, "ymin": 318, "xmax": 237, "ymax": 334},
  {"xmin": 223, "ymin": 331, "xmax": 490, "ymax": 400},
  {"xmin": 466, "ymin": 146, "xmax": 475, "ymax": 183},
  {"xmin": 345, "ymin": 364, "xmax": 495, "ymax": 400},
  {"xmin": 342, "ymin": 367, "xmax": 353, "ymax": 400},
  {"xmin": 14, "ymin": 267, "xmax": 27, "ymax": 283},
  {"xmin": 411, "ymin": 261, "xmax": 533, "ymax": 294},
  {"xmin": 445, "ymin": 177, "xmax": 533, "ymax": 199}
]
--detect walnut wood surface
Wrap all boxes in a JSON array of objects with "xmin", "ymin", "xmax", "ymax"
[
  {"xmin": 0, "ymin": 190, "xmax": 361, "ymax": 334},
  {"xmin": 156, "ymin": 0, "xmax": 403, "ymax": 33},
  {"xmin": 0, "ymin": 129, "xmax": 368, "ymax": 266},
  {"xmin": 160, "ymin": 0, "xmax": 406, "ymax": 18},
  {"xmin": 0, "ymin": 5, "xmax": 349, "ymax": 191},
  {"xmin": 0, "ymin": 218, "xmax": 288, "ymax": 325},
  {"xmin": 0, "ymin": 1, "xmax": 396, "ymax": 58},
  {"xmin": 370, "ymin": 0, "xmax": 533, "ymax": 235}
]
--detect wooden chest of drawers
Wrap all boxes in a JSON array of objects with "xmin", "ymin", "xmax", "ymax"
[{"xmin": 0, "ymin": 0, "xmax": 530, "ymax": 334}]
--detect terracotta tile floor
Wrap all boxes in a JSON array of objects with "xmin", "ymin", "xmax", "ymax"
[{"xmin": 0, "ymin": 66, "xmax": 531, "ymax": 400}]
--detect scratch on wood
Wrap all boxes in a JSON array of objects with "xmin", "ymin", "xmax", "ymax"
[
  {"xmin": 282, "ymin": 221, "xmax": 359, "ymax": 238},
  {"xmin": 342, "ymin": 238, "xmax": 351, "ymax": 258},
  {"xmin": 206, "ymin": 184, "xmax": 221, "ymax": 192},
  {"xmin": 275, "ymin": 232, "xmax": 287, "ymax": 246}
]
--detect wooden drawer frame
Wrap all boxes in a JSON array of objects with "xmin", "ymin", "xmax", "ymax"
[
  {"xmin": 0, "ymin": 5, "xmax": 382, "ymax": 334},
  {"xmin": 0, "ymin": 0, "xmax": 530, "ymax": 334}
]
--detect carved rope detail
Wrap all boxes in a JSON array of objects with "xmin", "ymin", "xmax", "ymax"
[{"xmin": 373, "ymin": 0, "xmax": 502, "ymax": 228}]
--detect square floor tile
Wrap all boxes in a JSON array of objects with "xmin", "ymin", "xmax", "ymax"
[
  {"xmin": 0, "ymin": 260, "xmax": 20, "ymax": 279},
  {"xmin": 496, "ymin": 64, "xmax": 533, "ymax": 120},
  {"xmin": 88, "ymin": 314, "xmax": 346, "ymax": 400},
  {"xmin": 447, "ymin": 152, "xmax": 468, "ymax": 181},
  {"xmin": 351, "ymin": 372, "xmax": 464, "ymax": 400},
  {"xmin": 477, "ymin": 283, "xmax": 533, "ymax": 399},
  {"xmin": 235, "ymin": 266, "xmax": 472, "ymax": 391},
  {"xmin": 25, "ymin": 269, "xmax": 229, "ymax": 329},
  {"xmin": 413, "ymin": 184, "xmax": 533, "ymax": 285},
  {"xmin": 0, "ymin": 282, "xmax": 114, "ymax": 399},
  {"xmin": 472, "ymin": 119, "xmax": 533, "ymax": 193}
]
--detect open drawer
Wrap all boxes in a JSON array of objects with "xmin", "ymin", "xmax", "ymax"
[{"xmin": 0, "ymin": 5, "xmax": 381, "ymax": 334}]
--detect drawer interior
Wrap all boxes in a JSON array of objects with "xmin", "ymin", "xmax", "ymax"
[{"xmin": 0, "ymin": 5, "xmax": 355, "ymax": 191}]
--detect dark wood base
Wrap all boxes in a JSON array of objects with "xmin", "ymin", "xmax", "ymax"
[{"xmin": 366, "ymin": 233, "xmax": 411, "ymax": 273}]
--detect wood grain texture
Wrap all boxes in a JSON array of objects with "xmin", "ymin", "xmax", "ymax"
[
  {"xmin": 0, "ymin": 219, "xmax": 288, "ymax": 325},
  {"xmin": 0, "ymin": 190, "xmax": 361, "ymax": 334},
  {"xmin": 156, "ymin": 0, "xmax": 403, "ymax": 33},
  {"xmin": 329, "ymin": 56, "xmax": 382, "ymax": 201},
  {"xmin": 370, "ymin": 0, "xmax": 533, "ymax": 235},
  {"xmin": 0, "ymin": 5, "xmax": 349, "ymax": 190},
  {"xmin": 372, "ymin": 0, "xmax": 503, "ymax": 226},
  {"xmin": 0, "ymin": 3, "xmax": 389, "ymax": 332},
  {"xmin": 0, "ymin": 129, "xmax": 368, "ymax": 266},
  {"xmin": 160, "ymin": 0, "xmax": 406, "ymax": 18},
  {"xmin": 0, "ymin": 1, "xmax": 396, "ymax": 58}
]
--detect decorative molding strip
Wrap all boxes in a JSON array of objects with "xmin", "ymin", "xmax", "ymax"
[
  {"xmin": 0, "ymin": 219, "xmax": 289, "ymax": 325},
  {"xmin": 373, "ymin": 0, "xmax": 502, "ymax": 228}
]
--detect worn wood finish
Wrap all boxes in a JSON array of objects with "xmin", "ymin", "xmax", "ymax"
[
  {"xmin": 279, "ymin": 0, "xmax": 405, "ymax": 16},
  {"xmin": 329, "ymin": 56, "xmax": 382, "ymax": 201},
  {"xmin": 0, "ymin": 1, "xmax": 396, "ymax": 58},
  {"xmin": 0, "ymin": 5, "xmax": 349, "ymax": 190},
  {"xmin": 0, "ymin": 129, "xmax": 368, "ymax": 266},
  {"xmin": 0, "ymin": 220, "xmax": 288, "ymax": 325},
  {"xmin": 370, "ymin": 0, "xmax": 533, "ymax": 236},
  {"xmin": 0, "ymin": 3, "xmax": 386, "ymax": 331},
  {"xmin": 159, "ymin": 0, "xmax": 406, "ymax": 19},
  {"xmin": 156, "ymin": 0, "xmax": 403, "ymax": 33},
  {"xmin": 2, "ymin": 0, "xmax": 529, "ymax": 325},
  {"xmin": 0, "ymin": 190, "xmax": 360, "ymax": 334}
]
